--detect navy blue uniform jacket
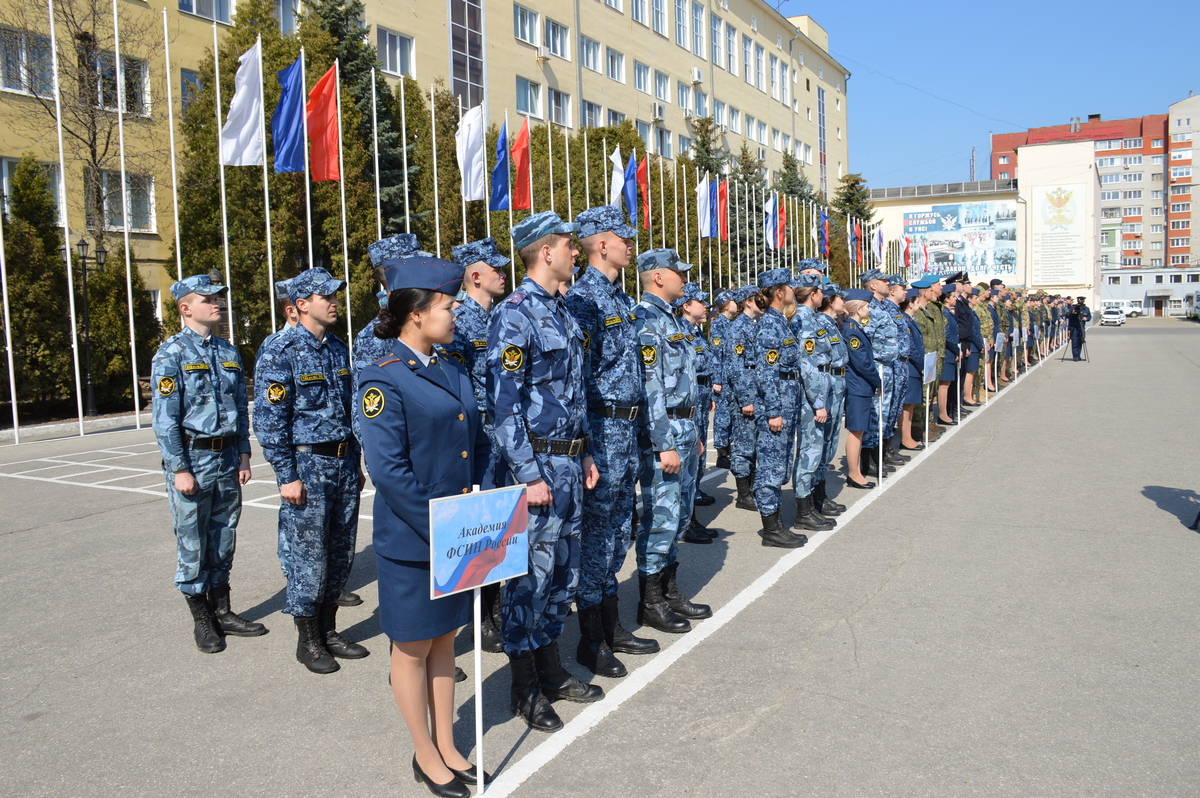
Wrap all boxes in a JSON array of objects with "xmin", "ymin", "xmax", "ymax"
[
  {"xmin": 903, "ymin": 316, "xmax": 925, "ymax": 380},
  {"xmin": 942, "ymin": 305, "xmax": 960, "ymax": 362},
  {"xmin": 356, "ymin": 341, "xmax": 491, "ymax": 562},
  {"xmin": 844, "ymin": 318, "xmax": 882, "ymax": 398}
]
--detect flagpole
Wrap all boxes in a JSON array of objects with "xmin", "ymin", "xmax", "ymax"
[
  {"xmin": 335, "ymin": 60, "xmax": 353, "ymax": 351},
  {"xmin": 601, "ymin": 136, "xmax": 608, "ymax": 204},
  {"xmin": 505, "ymin": 110, "xmax": 515, "ymax": 284},
  {"xmin": 0, "ymin": 170, "xmax": 18, "ymax": 442},
  {"xmin": 47, "ymin": 0, "xmax": 84, "ymax": 435},
  {"xmin": 300, "ymin": 46, "xmax": 315, "ymax": 264},
  {"xmin": 655, "ymin": 156, "xmax": 664, "ymax": 249},
  {"xmin": 681, "ymin": 164, "xmax": 689, "ymax": 263},
  {"xmin": 257, "ymin": 35, "xmax": 277, "ymax": 331},
  {"xmin": 564, "ymin": 126, "xmax": 573, "ymax": 221},
  {"xmin": 162, "ymin": 10, "xmax": 183, "ymax": 292},
  {"xmin": 400, "ymin": 76, "xmax": 410, "ymax": 234},
  {"xmin": 546, "ymin": 121, "xmax": 554, "ymax": 214},
  {"xmin": 113, "ymin": 0, "xmax": 141, "ymax": 426},
  {"xmin": 371, "ymin": 68, "xmax": 382, "ymax": 241},
  {"xmin": 733, "ymin": 179, "xmax": 740, "ymax": 284},
  {"xmin": 429, "ymin": 85, "xmax": 441, "ymax": 257},
  {"xmin": 484, "ymin": 117, "xmax": 492, "ymax": 240},
  {"xmin": 583, "ymin": 129, "xmax": 591, "ymax": 208},
  {"xmin": 693, "ymin": 171, "xmax": 701, "ymax": 286},
  {"xmin": 752, "ymin": 185, "xmax": 758, "ymax": 280},
  {"xmin": 673, "ymin": 162, "xmax": 680, "ymax": 254},
  {"xmin": 715, "ymin": 181, "xmax": 722, "ymax": 288},
  {"xmin": 458, "ymin": 99, "xmax": 468, "ymax": 245}
]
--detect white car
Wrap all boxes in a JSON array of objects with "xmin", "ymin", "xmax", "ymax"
[{"xmin": 1100, "ymin": 308, "xmax": 1125, "ymax": 326}]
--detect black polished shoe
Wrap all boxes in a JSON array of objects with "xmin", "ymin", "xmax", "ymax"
[
  {"xmin": 209, "ymin": 584, "xmax": 268, "ymax": 637},
  {"xmin": 899, "ymin": 442, "xmax": 925, "ymax": 451},
  {"xmin": 508, "ymin": 652, "xmax": 562, "ymax": 732},
  {"xmin": 534, "ymin": 641, "xmax": 604, "ymax": 702},
  {"xmin": 334, "ymin": 589, "xmax": 363, "ymax": 607},
  {"xmin": 412, "ymin": 755, "xmax": 470, "ymax": 798},
  {"xmin": 448, "ymin": 764, "xmax": 493, "ymax": 786},
  {"xmin": 636, "ymin": 574, "xmax": 691, "ymax": 633},
  {"xmin": 454, "ymin": 667, "xmax": 467, "ymax": 683},
  {"xmin": 662, "ymin": 563, "xmax": 712, "ymax": 619},
  {"xmin": 792, "ymin": 495, "xmax": 835, "ymax": 532},
  {"xmin": 715, "ymin": 446, "xmax": 732, "ymax": 470},
  {"xmin": 601, "ymin": 595, "xmax": 659, "ymax": 654},
  {"xmin": 319, "ymin": 604, "xmax": 370, "ymax": 659},
  {"xmin": 681, "ymin": 518, "xmax": 713, "ymax": 544},
  {"xmin": 694, "ymin": 489, "xmax": 716, "ymax": 506},
  {"xmin": 734, "ymin": 475, "xmax": 757, "ymax": 511},
  {"xmin": 845, "ymin": 476, "xmax": 875, "ymax": 490},
  {"xmin": 760, "ymin": 511, "xmax": 807, "ymax": 549},
  {"xmin": 294, "ymin": 615, "xmax": 338, "ymax": 674},
  {"xmin": 937, "ymin": 418, "xmax": 959, "ymax": 426},
  {"xmin": 575, "ymin": 605, "xmax": 627, "ymax": 678}
]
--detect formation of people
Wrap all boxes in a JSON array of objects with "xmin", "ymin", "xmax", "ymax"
[{"xmin": 149, "ymin": 204, "xmax": 1088, "ymax": 797}]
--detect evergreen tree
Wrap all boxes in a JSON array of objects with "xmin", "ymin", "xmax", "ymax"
[
  {"xmin": 830, "ymin": 173, "xmax": 875, "ymax": 222},
  {"xmin": 726, "ymin": 143, "xmax": 766, "ymax": 286},
  {"xmin": 686, "ymin": 116, "xmax": 727, "ymax": 179}
]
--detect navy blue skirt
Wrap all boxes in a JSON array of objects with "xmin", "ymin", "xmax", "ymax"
[
  {"xmin": 965, "ymin": 351, "xmax": 980, "ymax": 371},
  {"xmin": 377, "ymin": 553, "xmax": 471, "ymax": 643},
  {"xmin": 904, "ymin": 373, "xmax": 923, "ymax": 405},
  {"xmin": 845, "ymin": 393, "xmax": 873, "ymax": 432},
  {"xmin": 940, "ymin": 355, "xmax": 958, "ymax": 382}
]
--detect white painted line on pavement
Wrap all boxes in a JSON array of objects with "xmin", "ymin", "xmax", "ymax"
[{"xmin": 483, "ymin": 351, "xmax": 1055, "ymax": 798}]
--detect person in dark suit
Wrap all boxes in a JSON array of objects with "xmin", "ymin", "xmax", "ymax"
[{"xmin": 356, "ymin": 257, "xmax": 491, "ymax": 798}]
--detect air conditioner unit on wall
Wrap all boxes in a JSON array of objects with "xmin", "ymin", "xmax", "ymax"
[
  {"xmin": 651, "ymin": 102, "xmax": 665, "ymax": 121},
  {"xmin": 757, "ymin": 147, "xmax": 768, "ymax": 160},
  {"xmin": 719, "ymin": 124, "xmax": 729, "ymax": 134},
  {"xmin": 691, "ymin": 68, "xmax": 704, "ymax": 84},
  {"xmin": 536, "ymin": 45, "xmax": 550, "ymax": 61},
  {"xmin": 683, "ymin": 109, "xmax": 694, "ymax": 120}
]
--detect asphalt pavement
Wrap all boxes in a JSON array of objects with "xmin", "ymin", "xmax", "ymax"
[{"xmin": 2, "ymin": 318, "xmax": 1197, "ymax": 797}]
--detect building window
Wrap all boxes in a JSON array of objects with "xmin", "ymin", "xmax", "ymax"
[
  {"xmin": 516, "ymin": 76, "xmax": 540, "ymax": 116},
  {"xmin": 769, "ymin": 54, "xmax": 779, "ymax": 99},
  {"xmin": 1122, "ymin": 223, "xmax": 1143, "ymax": 233},
  {"xmin": 86, "ymin": 51, "xmax": 149, "ymax": 116},
  {"xmin": 674, "ymin": 0, "xmax": 687, "ymax": 47},
  {"xmin": 275, "ymin": 0, "xmax": 299, "ymax": 35},
  {"xmin": 782, "ymin": 133, "xmax": 790, "ymax": 152},
  {"xmin": 1122, "ymin": 173, "xmax": 1143, "ymax": 182},
  {"xmin": 1151, "ymin": 259, "xmax": 1163, "ymax": 267},
  {"xmin": 758, "ymin": 120, "xmax": 767, "ymax": 144},
  {"xmin": 1151, "ymin": 224, "xmax": 1165, "ymax": 233},
  {"xmin": 1152, "ymin": 173, "xmax": 1163, "ymax": 182},
  {"xmin": 1171, "ymin": 185, "xmax": 1192, "ymax": 195},
  {"xmin": 377, "ymin": 28, "xmax": 413, "ymax": 77},
  {"xmin": 581, "ymin": 101, "xmax": 601, "ymax": 128},
  {"xmin": 450, "ymin": 0, "xmax": 483, "ymax": 108},
  {"xmin": 998, "ymin": 155, "xmax": 1009, "ymax": 164},
  {"xmin": 1152, "ymin": 207, "xmax": 1164, "ymax": 216},
  {"xmin": 728, "ymin": 106, "xmax": 740, "ymax": 133},
  {"xmin": 1123, "ymin": 207, "xmax": 1142, "ymax": 217},
  {"xmin": 677, "ymin": 82, "xmax": 690, "ymax": 110},
  {"xmin": 1122, "ymin": 258, "xmax": 1142, "ymax": 267},
  {"xmin": 754, "ymin": 44, "xmax": 765, "ymax": 91},
  {"xmin": 1101, "ymin": 191, "xmax": 1121, "ymax": 201},
  {"xmin": 1155, "ymin": 274, "xmax": 1165, "ymax": 283},
  {"xmin": 1122, "ymin": 240, "xmax": 1141, "ymax": 250},
  {"xmin": 744, "ymin": 113, "xmax": 754, "ymax": 138},
  {"xmin": 999, "ymin": 172, "xmax": 1010, "ymax": 179},
  {"xmin": 1152, "ymin": 138, "xmax": 1164, "ymax": 148},
  {"xmin": 655, "ymin": 127, "xmax": 672, "ymax": 158},
  {"xmin": 1124, "ymin": 190, "xmax": 1142, "ymax": 199},
  {"xmin": 1130, "ymin": 275, "xmax": 1143, "ymax": 284},
  {"xmin": 1100, "ymin": 230, "xmax": 1113, "ymax": 245},
  {"xmin": 1101, "ymin": 205, "xmax": 1122, "ymax": 216},
  {"xmin": 1170, "ymin": 237, "xmax": 1191, "ymax": 248},
  {"xmin": 513, "ymin": 5, "xmax": 538, "ymax": 44},
  {"xmin": 1171, "ymin": 220, "xmax": 1192, "ymax": 230},
  {"xmin": 711, "ymin": 15, "xmax": 722, "ymax": 65},
  {"xmin": 1101, "ymin": 174, "xmax": 1121, "ymax": 184},
  {"xmin": 725, "ymin": 24, "xmax": 736, "ymax": 74},
  {"xmin": 1171, "ymin": 274, "xmax": 1183, "ymax": 283},
  {"xmin": 1, "ymin": 28, "xmax": 54, "ymax": 98},
  {"xmin": 654, "ymin": 70, "xmax": 669, "ymax": 101},
  {"xmin": 1170, "ymin": 299, "xmax": 1183, "ymax": 310},
  {"xmin": 605, "ymin": 47, "xmax": 624, "ymax": 82},
  {"xmin": 678, "ymin": 134, "xmax": 692, "ymax": 156},
  {"xmin": 1, "ymin": 159, "xmax": 60, "ymax": 222},
  {"xmin": 691, "ymin": 2, "xmax": 704, "ymax": 56},
  {"xmin": 86, "ymin": 170, "xmax": 154, "ymax": 232},
  {"xmin": 1152, "ymin": 155, "xmax": 1164, "ymax": 165},
  {"xmin": 803, "ymin": 143, "xmax": 813, "ymax": 164},
  {"xmin": 1095, "ymin": 139, "xmax": 1121, "ymax": 151},
  {"xmin": 651, "ymin": 0, "xmax": 666, "ymax": 35},
  {"xmin": 1096, "ymin": 157, "xmax": 1117, "ymax": 167},
  {"xmin": 1124, "ymin": 138, "xmax": 1143, "ymax": 149},
  {"xmin": 604, "ymin": 0, "xmax": 622, "ymax": 9},
  {"xmin": 578, "ymin": 37, "xmax": 599, "ymax": 71},
  {"xmin": 742, "ymin": 35, "xmax": 751, "ymax": 84},
  {"xmin": 1172, "ymin": 132, "xmax": 1193, "ymax": 142},
  {"xmin": 1171, "ymin": 166, "xmax": 1192, "ymax": 179},
  {"xmin": 548, "ymin": 88, "xmax": 569, "ymax": 126},
  {"xmin": 1171, "ymin": 203, "xmax": 1192, "ymax": 213},
  {"xmin": 632, "ymin": 0, "xmax": 647, "ymax": 24},
  {"xmin": 178, "ymin": 0, "xmax": 230, "ymax": 24},
  {"xmin": 1151, "ymin": 242, "xmax": 1163, "ymax": 251},
  {"xmin": 1107, "ymin": 275, "xmax": 1120, "ymax": 285},
  {"xmin": 1188, "ymin": 274, "xmax": 1199, "ymax": 283},
  {"xmin": 634, "ymin": 61, "xmax": 649, "ymax": 93},
  {"xmin": 781, "ymin": 65, "xmax": 789, "ymax": 106},
  {"xmin": 694, "ymin": 90, "xmax": 707, "ymax": 117},
  {"xmin": 607, "ymin": 109, "xmax": 625, "ymax": 126},
  {"xmin": 544, "ymin": 19, "xmax": 570, "ymax": 59},
  {"xmin": 1152, "ymin": 190, "xmax": 1164, "ymax": 199},
  {"xmin": 714, "ymin": 100, "xmax": 724, "ymax": 125},
  {"xmin": 180, "ymin": 69, "xmax": 200, "ymax": 115},
  {"xmin": 1123, "ymin": 155, "xmax": 1142, "ymax": 166},
  {"xmin": 1171, "ymin": 255, "xmax": 1191, "ymax": 265}
]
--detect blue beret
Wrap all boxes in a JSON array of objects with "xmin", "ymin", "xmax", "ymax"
[
  {"xmin": 376, "ymin": 289, "xmax": 388, "ymax": 307},
  {"xmin": 790, "ymin": 273, "xmax": 822, "ymax": 289},
  {"xmin": 452, "ymin": 237, "xmax": 511, "ymax": 270},
  {"xmin": 288, "ymin": 267, "xmax": 346, "ymax": 303},
  {"xmin": 858, "ymin": 268, "xmax": 887, "ymax": 285},
  {"xmin": 905, "ymin": 288, "xmax": 919, "ymax": 299},
  {"xmin": 941, "ymin": 283, "xmax": 957, "ymax": 295},
  {"xmin": 273, "ymin": 278, "xmax": 294, "ymax": 301},
  {"xmin": 636, "ymin": 248, "xmax": 691, "ymax": 273},
  {"xmin": 575, "ymin": 205, "xmax": 637, "ymax": 240},
  {"xmin": 368, "ymin": 233, "xmax": 421, "ymax": 267},
  {"xmin": 382, "ymin": 256, "xmax": 465, "ymax": 294},
  {"xmin": 513, "ymin": 211, "xmax": 577, "ymax": 251},
  {"xmin": 758, "ymin": 268, "xmax": 792, "ymax": 289},
  {"xmin": 911, "ymin": 275, "xmax": 939, "ymax": 288},
  {"xmin": 843, "ymin": 288, "xmax": 873, "ymax": 302},
  {"xmin": 171, "ymin": 274, "xmax": 228, "ymax": 302}
]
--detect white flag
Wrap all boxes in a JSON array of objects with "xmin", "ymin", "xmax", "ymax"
[
  {"xmin": 874, "ymin": 228, "xmax": 884, "ymax": 262},
  {"xmin": 695, "ymin": 173, "xmax": 711, "ymax": 238},
  {"xmin": 455, "ymin": 104, "xmax": 487, "ymax": 201},
  {"xmin": 219, "ymin": 39, "xmax": 264, "ymax": 166},
  {"xmin": 608, "ymin": 145, "xmax": 624, "ymax": 206}
]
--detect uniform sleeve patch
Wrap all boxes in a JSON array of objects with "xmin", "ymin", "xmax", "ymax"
[
  {"xmin": 712, "ymin": 337, "xmax": 722, "ymax": 347},
  {"xmin": 501, "ymin": 345, "xmax": 524, "ymax": 371},
  {"xmin": 299, "ymin": 373, "xmax": 326, "ymax": 382},
  {"xmin": 582, "ymin": 331, "xmax": 592, "ymax": 352},
  {"xmin": 336, "ymin": 368, "xmax": 350, "ymax": 376},
  {"xmin": 764, "ymin": 349, "xmax": 779, "ymax": 365},
  {"xmin": 641, "ymin": 345, "xmax": 658, "ymax": 366},
  {"xmin": 603, "ymin": 315, "xmax": 623, "ymax": 327},
  {"xmin": 157, "ymin": 376, "xmax": 175, "ymax": 396},
  {"xmin": 361, "ymin": 387, "xmax": 385, "ymax": 419},
  {"xmin": 183, "ymin": 363, "xmax": 209, "ymax": 371},
  {"xmin": 734, "ymin": 344, "xmax": 745, "ymax": 357},
  {"xmin": 472, "ymin": 340, "xmax": 487, "ymax": 349},
  {"xmin": 803, "ymin": 340, "xmax": 816, "ymax": 354},
  {"xmin": 849, "ymin": 337, "xmax": 861, "ymax": 350},
  {"xmin": 220, "ymin": 361, "xmax": 241, "ymax": 370},
  {"xmin": 449, "ymin": 352, "xmax": 465, "ymax": 364},
  {"xmin": 266, "ymin": 382, "xmax": 287, "ymax": 404}
]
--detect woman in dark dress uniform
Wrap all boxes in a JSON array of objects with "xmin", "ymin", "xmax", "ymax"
[{"xmin": 356, "ymin": 257, "xmax": 491, "ymax": 798}]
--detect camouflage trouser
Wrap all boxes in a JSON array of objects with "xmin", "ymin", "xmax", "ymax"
[
  {"xmin": 791, "ymin": 398, "xmax": 825, "ymax": 497},
  {"xmin": 163, "ymin": 447, "xmax": 241, "ymax": 596},
  {"xmin": 712, "ymin": 386, "xmax": 734, "ymax": 449},
  {"xmin": 886, "ymin": 361, "xmax": 905, "ymax": 433},
  {"xmin": 819, "ymin": 377, "xmax": 845, "ymax": 482},
  {"xmin": 863, "ymin": 361, "xmax": 895, "ymax": 448},
  {"xmin": 279, "ymin": 451, "xmax": 361, "ymax": 617},
  {"xmin": 637, "ymin": 420, "xmax": 699, "ymax": 576},
  {"xmin": 501, "ymin": 453, "xmax": 582, "ymax": 656},
  {"xmin": 752, "ymin": 396, "xmax": 797, "ymax": 516},
  {"xmin": 695, "ymin": 385, "xmax": 712, "ymax": 485},
  {"xmin": 576, "ymin": 415, "xmax": 637, "ymax": 610},
  {"xmin": 729, "ymin": 407, "xmax": 758, "ymax": 479}
]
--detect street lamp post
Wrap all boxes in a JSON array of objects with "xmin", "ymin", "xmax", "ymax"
[{"xmin": 75, "ymin": 237, "xmax": 107, "ymax": 417}]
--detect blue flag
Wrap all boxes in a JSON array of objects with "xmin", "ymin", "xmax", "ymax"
[
  {"xmin": 819, "ymin": 207, "xmax": 829, "ymax": 256},
  {"xmin": 272, "ymin": 56, "xmax": 305, "ymax": 174},
  {"xmin": 489, "ymin": 121, "xmax": 510, "ymax": 212},
  {"xmin": 622, "ymin": 152, "xmax": 638, "ymax": 227},
  {"xmin": 708, "ymin": 178, "xmax": 718, "ymax": 241}
]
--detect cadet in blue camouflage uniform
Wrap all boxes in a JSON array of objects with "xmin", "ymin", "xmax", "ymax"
[
  {"xmin": 152, "ymin": 275, "xmax": 265, "ymax": 654},
  {"xmin": 254, "ymin": 267, "xmax": 369, "ymax": 675},
  {"xmin": 749, "ymin": 269, "xmax": 810, "ymax": 549},
  {"xmin": 726, "ymin": 285, "xmax": 763, "ymax": 512},
  {"xmin": 560, "ymin": 206, "xmax": 659, "ymax": 679},
  {"xmin": 858, "ymin": 269, "xmax": 900, "ymax": 479},
  {"xmin": 632, "ymin": 249, "xmax": 711, "ymax": 634},
  {"xmin": 709, "ymin": 290, "xmax": 739, "ymax": 470},
  {"xmin": 487, "ymin": 211, "xmax": 603, "ymax": 734},
  {"xmin": 256, "ymin": 279, "xmax": 299, "ymax": 365},
  {"xmin": 789, "ymin": 273, "xmax": 837, "ymax": 534},
  {"xmin": 883, "ymin": 275, "xmax": 913, "ymax": 468},
  {"xmin": 675, "ymin": 283, "xmax": 719, "ymax": 536},
  {"xmin": 813, "ymin": 281, "xmax": 849, "ymax": 518}
]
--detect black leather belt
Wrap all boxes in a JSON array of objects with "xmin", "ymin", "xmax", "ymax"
[
  {"xmin": 819, "ymin": 366, "xmax": 846, "ymax": 376},
  {"xmin": 530, "ymin": 434, "xmax": 590, "ymax": 457},
  {"xmin": 696, "ymin": 375, "xmax": 711, "ymax": 386},
  {"xmin": 589, "ymin": 405, "xmax": 640, "ymax": 420},
  {"xmin": 779, "ymin": 371, "xmax": 800, "ymax": 380},
  {"xmin": 295, "ymin": 441, "xmax": 351, "ymax": 458},
  {"xmin": 744, "ymin": 365, "xmax": 756, "ymax": 370},
  {"xmin": 896, "ymin": 356, "xmax": 911, "ymax": 365},
  {"xmin": 666, "ymin": 406, "xmax": 696, "ymax": 419},
  {"xmin": 186, "ymin": 435, "xmax": 233, "ymax": 451}
]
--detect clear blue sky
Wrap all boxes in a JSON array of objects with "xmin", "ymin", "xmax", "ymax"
[{"xmin": 778, "ymin": 0, "xmax": 1200, "ymax": 190}]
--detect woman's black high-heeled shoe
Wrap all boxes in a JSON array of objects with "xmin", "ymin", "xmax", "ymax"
[
  {"xmin": 412, "ymin": 755, "xmax": 469, "ymax": 798},
  {"xmin": 845, "ymin": 476, "xmax": 875, "ymax": 490},
  {"xmin": 448, "ymin": 764, "xmax": 493, "ymax": 786}
]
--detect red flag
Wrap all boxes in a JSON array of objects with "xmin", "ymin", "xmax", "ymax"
[
  {"xmin": 922, "ymin": 240, "xmax": 929, "ymax": 269},
  {"xmin": 903, "ymin": 235, "xmax": 911, "ymax": 269},
  {"xmin": 306, "ymin": 65, "xmax": 340, "ymax": 182},
  {"xmin": 777, "ymin": 200, "xmax": 787, "ymax": 248},
  {"xmin": 717, "ymin": 180, "xmax": 729, "ymax": 241},
  {"xmin": 636, "ymin": 156, "xmax": 650, "ymax": 229},
  {"xmin": 855, "ymin": 220, "xmax": 864, "ymax": 265},
  {"xmin": 510, "ymin": 119, "xmax": 532, "ymax": 211}
]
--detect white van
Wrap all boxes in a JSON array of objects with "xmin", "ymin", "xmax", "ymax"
[{"xmin": 1102, "ymin": 300, "xmax": 1141, "ymax": 318}]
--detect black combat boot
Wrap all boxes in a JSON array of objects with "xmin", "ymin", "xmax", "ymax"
[
  {"xmin": 576, "ymin": 604, "xmax": 626, "ymax": 677},
  {"xmin": 694, "ymin": 488, "xmax": 716, "ymax": 506},
  {"xmin": 480, "ymin": 582, "xmax": 503, "ymax": 653},
  {"xmin": 793, "ymin": 494, "xmax": 835, "ymax": 532},
  {"xmin": 637, "ymin": 573, "xmax": 691, "ymax": 633},
  {"xmin": 209, "ymin": 583, "xmax": 268, "ymax": 637},
  {"xmin": 533, "ymin": 641, "xmax": 605, "ymax": 702},
  {"xmin": 715, "ymin": 446, "xmax": 732, "ymax": 470},
  {"xmin": 184, "ymin": 593, "xmax": 226, "ymax": 654},
  {"xmin": 692, "ymin": 509, "xmax": 719, "ymax": 539},
  {"xmin": 601, "ymin": 595, "xmax": 658, "ymax": 654},
  {"xmin": 334, "ymin": 589, "xmax": 363, "ymax": 607},
  {"xmin": 319, "ymin": 603, "xmax": 370, "ymax": 659},
  {"xmin": 662, "ymin": 563, "xmax": 712, "ymax": 620},
  {"xmin": 682, "ymin": 510, "xmax": 714, "ymax": 543},
  {"xmin": 760, "ymin": 511, "xmax": 807, "ymax": 549},
  {"xmin": 882, "ymin": 439, "xmax": 907, "ymax": 466},
  {"xmin": 817, "ymin": 480, "xmax": 846, "ymax": 515},
  {"xmin": 734, "ymin": 475, "xmax": 758, "ymax": 511},
  {"xmin": 294, "ymin": 615, "xmax": 339, "ymax": 673},
  {"xmin": 508, "ymin": 652, "xmax": 562, "ymax": 732}
]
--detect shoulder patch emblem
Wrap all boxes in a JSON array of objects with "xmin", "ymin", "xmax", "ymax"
[
  {"xmin": 764, "ymin": 349, "xmax": 779, "ymax": 365},
  {"xmin": 449, "ymin": 352, "xmax": 465, "ymax": 364},
  {"xmin": 502, "ymin": 345, "xmax": 524, "ymax": 371},
  {"xmin": 361, "ymin": 387, "xmax": 385, "ymax": 419},
  {"xmin": 734, "ymin": 343, "xmax": 745, "ymax": 357},
  {"xmin": 712, "ymin": 337, "xmax": 722, "ymax": 347},
  {"xmin": 472, "ymin": 340, "xmax": 487, "ymax": 349},
  {"xmin": 266, "ymin": 382, "xmax": 287, "ymax": 404},
  {"xmin": 299, "ymin": 373, "xmax": 326, "ymax": 383},
  {"xmin": 803, "ymin": 340, "xmax": 816, "ymax": 354},
  {"xmin": 582, "ymin": 331, "xmax": 592, "ymax": 352},
  {"xmin": 603, "ymin": 315, "xmax": 623, "ymax": 327},
  {"xmin": 849, "ymin": 337, "xmax": 861, "ymax": 351},
  {"xmin": 695, "ymin": 346, "xmax": 704, "ymax": 354},
  {"xmin": 641, "ymin": 345, "xmax": 658, "ymax": 366},
  {"xmin": 157, "ymin": 376, "xmax": 175, "ymax": 397},
  {"xmin": 183, "ymin": 363, "xmax": 209, "ymax": 371},
  {"xmin": 895, "ymin": 314, "xmax": 904, "ymax": 321},
  {"xmin": 220, "ymin": 361, "xmax": 240, "ymax": 370}
]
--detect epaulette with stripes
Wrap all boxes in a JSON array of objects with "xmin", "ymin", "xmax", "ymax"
[{"xmin": 374, "ymin": 356, "xmax": 403, "ymax": 367}]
